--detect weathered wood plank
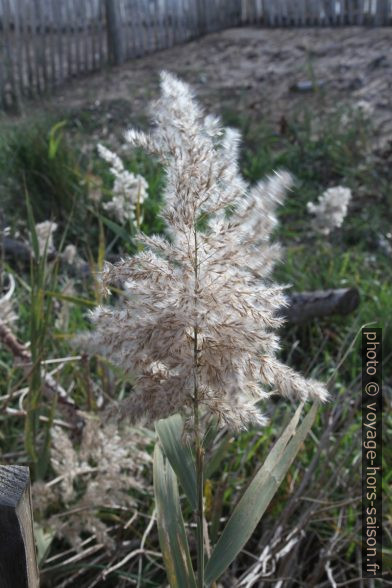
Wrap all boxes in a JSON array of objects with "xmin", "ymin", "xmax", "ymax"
[
  {"xmin": 149, "ymin": 0, "xmax": 158, "ymax": 50},
  {"xmin": 0, "ymin": 465, "xmax": 39, "ymax": 588},
  {"xmin": 14, "ymin": 0, "xmax": 25, "ymax": 98},
  {"xmin": 53, "ymin": 0, "xmax": 64, "ymax": 83},
  {"xmin": 105, "ymin": 0, "xmax": 125, "ymax": 64},
  {"xmin": 1, "ymin": 0, "xmax": 19, "ymax": 110},
  {"xmin": 82, "ymin": 0, "xmax": 90, "ymax": 71},
  {"xmin": 376, "ymin": 0, "xmax": 390, "ymax": 25},
  {"xmin": 282, "ymin": 287, "xmax": 360, "ymax": 324},
  {"xmin": 50, "ymin": 0, "xmax": 58, "ymax": 88},
  {"xmin": 196, "ymin": 0, "xmax": 207, "ymax": 35},
  {"xmin": 357, "ymin": 0, "xmax": 365, "ymax": 25},
  {"xmin": 64, "ymin": 0, "xmax": 73, "ymax": 77}
]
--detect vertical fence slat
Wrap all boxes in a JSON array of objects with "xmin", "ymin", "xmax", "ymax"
[
  {"xmin": 64, "ymin": 0, "xmax": 73, "ymax": 78},
  {"xmin": 14, "ymin": 0, "xmax": 25, "ymax": 98},
  {"xmin": 24, "ymin": 0, "xmax": 36, "ymax": 96},
  {"xmin": 150, "ymin": 0, "xmax": 157, "ymax": 50},
  {"xmin": 357, "ymin": 0, "xmax": 364, "ymax": 25},
  {"xmin": 54, "ymin": 0, "xmax": 64, "ymax": 83},
  {"xmin": 376, "ymin": 0, "xmax": 389, "ymax": 24},
  {"xmin": 89, "ymin": 0, "xmax": 97, "ymax": 70},
  {"xmin": 30, "ymin": 0, "xmax": 41, "ymax": 94},
  {"xmin": 49, "ymin": 0, "xmax": 57, "ymax": 89},
  {"xmin": 82, "ymin": 1, "xmax": 89, "ymax": 71},
  {"xmin": 180, "ymin": 0, "xmax": 187, "ymax": 39},
  {"xmin": 0, "ymin": 0, "xmax": 5, "ymax": 109},
  {"xmin": 173, "ymin": 0, "xmax": 180, "ymax": 41},
  {"xmin": 38, "ymin": 0, "xmax": 49, "ymax": 90},
  {"xmin": 141, "ymin": 0, "xmax": 149, "ymax": 52},
  {"xmin": 3, "ymin": 0, "xmax": 20, "ymax": 109},
  {"xmin": 74, "ymin": 0, "xmax": 82, "ymax": 74},
  {"xmin": 123, "ymin": 0, "xmax": 134, "ymax": 58},
  {"xmin": 98, "ymin": 0, "xmax": 106, "ymax": 67},
  {"xmin": 134, "ymin": 0, "xmax": 143, "ymax": 56},
  {"xmin": 323, "ymin": 0, "xmax": 333, "ymax": 24},
  {"xmin": 135, "ymin": 0, "xmax": 145, "ymax": 53},
  {"xmin": 196, "ymin": 0, "xmax": 207, "ymax": 35},
  {"xmin": 151, "ymin": 0, "xmax": 160, "ymax": 49},
  {"xmin": 105, "ymin": 0, "xmax": 125, "ymax": 64}
]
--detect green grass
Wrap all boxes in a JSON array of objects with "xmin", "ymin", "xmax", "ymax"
[{"xmin": 0, "ymin": 103, "xmax": 390, "ymax": 587}]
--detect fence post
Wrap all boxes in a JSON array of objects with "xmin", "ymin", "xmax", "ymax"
[
  {"xmin": 375, "ymin": 0, "xmax": 389, "ymax": 25},
  {"xmin": 105, "ymin": 0, "xmax": 125, "ymax": 65},
  {"xmin": 0, "ymin": 465, "xmax": 39, "ymax": 588},
  {"xmin": 196, "ymin": 0, "xmax": 207, "ymax": 35}
]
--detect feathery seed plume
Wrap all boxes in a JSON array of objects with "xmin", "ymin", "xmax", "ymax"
[{"xmin": 81, "ymin": 72, "xmax": 328, "ymax": 430}]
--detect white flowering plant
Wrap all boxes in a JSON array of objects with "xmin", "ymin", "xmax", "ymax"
[
  {"xmin": 98, "ymin": 143, "xmax": 148, "ymax": 227},
  {"xmin": 307, "ymin": 186, "xmax": 352, "ymax": 235},
  {"xmin": 81, "ymin": 72, "xmax": 328, "ymax": 587}
]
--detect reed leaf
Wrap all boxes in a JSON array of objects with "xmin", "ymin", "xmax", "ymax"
[
  {"xmin": 153, "ymin": 444, "xmax": 197, "ymax": 588},
  {"xmin": 156, "ymin": 414, "xmax": 197, "ymax": 510},
  {"xmin": 205, "ymin": 402, "xmax": 319, "ymax": 585}
]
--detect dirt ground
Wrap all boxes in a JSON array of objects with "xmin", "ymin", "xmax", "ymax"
[{"xmin": 34, "ymin": 26, "xmax": 392, "ymax": 143}]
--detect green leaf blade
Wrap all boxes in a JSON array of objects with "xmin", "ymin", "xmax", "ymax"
[
  {"xmin": 205, "ymin": 402, "xmax": 319, "ymax": 585},
  {"xmin": 156, "ymin": 414, "xmax": 197, "ymax": 510},
  {"xmin": 153, "ymin": 444, "xmax": 197, "ymax": 588}
]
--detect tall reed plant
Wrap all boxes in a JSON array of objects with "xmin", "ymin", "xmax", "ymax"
[{"xmin": 81, "ymin": 72, "xmax": 328, "ymax": 586}]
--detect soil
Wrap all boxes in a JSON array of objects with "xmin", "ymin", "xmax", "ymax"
[{"xmin": 18, "ymin": 26, "xmax": 392, "ymax": 144}]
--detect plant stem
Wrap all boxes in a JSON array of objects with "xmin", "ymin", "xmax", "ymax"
[
  {"xmin": 196, "ymin": 440, "xmax": 205, "ymax": 588},
  {"xmin": 193, "ymin": 224, "xmax": 205, "ymax": 587}
]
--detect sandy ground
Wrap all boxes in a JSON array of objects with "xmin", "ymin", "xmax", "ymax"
[{"xmin": 37, "ymin": 26, "xmax": 392, "ymax": 143}]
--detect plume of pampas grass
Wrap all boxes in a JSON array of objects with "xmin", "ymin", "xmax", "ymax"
[{"xmin": 79, "ymin": 71, "xmax": 328, "ymax": 431}]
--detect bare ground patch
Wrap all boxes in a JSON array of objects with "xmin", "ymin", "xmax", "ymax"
[{"xmin": 11, "ymin": 26, "xmax": 392, "ymax": 147}]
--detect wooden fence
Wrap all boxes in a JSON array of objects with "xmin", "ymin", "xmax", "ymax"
[{"xmin": 0, "ymin": 0, "xmax": 391, "ymax": 112}]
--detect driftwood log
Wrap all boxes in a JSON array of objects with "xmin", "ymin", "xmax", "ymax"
[
  {"xmin": 282, "ymin": 287, "xmax": 360, "ymax": 324},
  {"xmin": 0, "ymin": 465, "xmax": 39, "ymax": 588}
]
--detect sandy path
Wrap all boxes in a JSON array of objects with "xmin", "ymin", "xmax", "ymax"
[{"xmin": 35, "ymin": 26, "xmax": 392, "ymax": 143}]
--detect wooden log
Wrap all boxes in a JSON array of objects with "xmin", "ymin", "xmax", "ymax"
[
  {"xmin": 0, "ymin": 465, "xmax": 39, "ymax": 588},
  {"xmin": 282, "ymin": 287, "xmax": 360, "ymax": 324}
]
